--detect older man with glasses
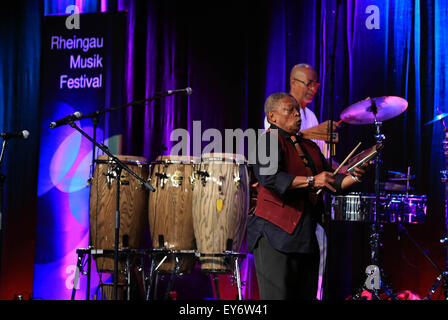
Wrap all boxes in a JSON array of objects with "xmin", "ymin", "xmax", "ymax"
[{"xmin": 265, "ymin": 63, "xmax": 332, "ymax": 158}]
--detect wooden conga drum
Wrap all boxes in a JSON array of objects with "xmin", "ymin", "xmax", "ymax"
[
  {"xmin": 89, "ymin": 155, "xmax": 149, "ymax": 273},
  {"xmin": 192, "ymin": 153, "xmax": 249, "ymax": 273},
  {"xmin": 148, "ymin": 156, "xmax": 197, "ymax": 273}
]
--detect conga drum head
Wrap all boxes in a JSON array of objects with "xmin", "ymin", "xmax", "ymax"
[
  {"xmin": 95, "ymin": 154, "xmax": 149, "ymax": 165},
  {"xmin": 193, "ymin": 153, "xmax": 249, "ymax": 273},
  {"xmin": 201, "ymin": 153, "xmax": 247, "ymax": 164},
  {"xmin": 148, "ymin": 155, "xmax": 198, "ymax": 274},
  {"xmin": 155, "ymin": 155, "xmax": 200, "ymax": 164},
  {"xmin": 89, "ymin": 155, "xmax": 149, "ymax": 273}
]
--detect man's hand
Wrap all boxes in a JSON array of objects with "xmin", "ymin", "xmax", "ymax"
[
  {"xmin": 341, "ymin": 161, "xmax": 372, "ymax": 190},
  {"xmin": 314, "ymin": 171, "xmax": 336, "ymax": 192},
  {"xmin": 322, "ymin": 120, "xmax": 339, "ymax": 132},
  {"xmin": 351, "ymin": 161, "xmax": 371, "ymax": 182}
]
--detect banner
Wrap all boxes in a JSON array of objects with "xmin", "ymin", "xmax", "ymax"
[{"xmin": 33, "ymin": 12, "xmax": 126, "ymax": 300}]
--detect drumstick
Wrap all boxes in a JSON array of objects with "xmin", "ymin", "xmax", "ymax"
[
  {"xmin": 316, "ymin": 141, "xmax": 362, "ymax": 195},
  {"xmin": 336, "ymin": 119, "xmax": 343, "ymax": 126}
]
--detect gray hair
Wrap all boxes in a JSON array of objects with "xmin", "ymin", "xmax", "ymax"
[{"xmin": 264, "ymin": 92, "xmax": 296, "ymax": 114}]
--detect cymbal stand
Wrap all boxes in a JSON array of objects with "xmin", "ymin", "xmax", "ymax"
[
  {"xmin": 351, "ymin": 104, "xmax": 397, "ymax": 300},
  {"xmin": 425, "ymin": 127, "xmax": 448, "ymax": 300}
]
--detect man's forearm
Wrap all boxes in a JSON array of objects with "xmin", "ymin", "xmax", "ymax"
[{"xmin": 288, "ymin": 176, "xmax": 309, "ymax": 189}]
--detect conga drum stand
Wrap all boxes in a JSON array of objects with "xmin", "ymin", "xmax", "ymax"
[
  {"xmin": 145, "ymin": 249, "xmax": 197, "ymax": 300},
  {"xmin": 144, "ymin": 250, "xmax": 246, "ymax": 300},
  {"xmin": 199, "ymin": 251, "xmax": 247, "ymax": 300},
  {"xmin": 71, "ymin": 248, "xmax": 147, "ymax": 300},
  {"xmin": 71, "ymin": 248, "xmax": 92, "ymax": 300}
]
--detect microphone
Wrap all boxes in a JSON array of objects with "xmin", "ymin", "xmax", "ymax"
[
  {"xmin": 0, "ymin": 130, "xmax": 30, "ymax": 139},
  {"xmin": 49, "ymin": 111, "xmax": 83, "ymax": 129},
  {"xmin": 155, "ymin": 87, "xmax": 193, "ymax": 97}
]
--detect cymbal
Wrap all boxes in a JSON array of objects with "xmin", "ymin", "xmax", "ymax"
[
  {"xmin": 425, "ymin": 112, "xmax": 448, "ymax": 126},
  {"xmin": 387, "ymin": 170, "xmax": 415, "ymax": 181},
  {"xmin": 340, "ymin": 96, "xmax": 408, "ymax": 125},
  {"xmin": 381, "ymin": 182, "xmax": 413, "ymax": 192},
  {"xmin": 388, "ymin": 177, "xmax": 415, "ymax": 181}
]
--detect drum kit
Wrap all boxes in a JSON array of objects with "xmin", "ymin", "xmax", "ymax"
[
  {"xmin": 332, "ymin": 96, "xmax": 447, "ymax": 300},
  {"xmin": 67, "ymin": 94, "xmax": 448, "ymax": 300}
]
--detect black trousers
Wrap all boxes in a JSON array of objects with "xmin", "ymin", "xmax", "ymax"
[{"xmin": 253, "ymin": 236, "xmax": 320, "ymax": 300}]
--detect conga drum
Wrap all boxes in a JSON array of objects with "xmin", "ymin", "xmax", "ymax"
[
  {"xmin": 89, "ymin": 155, "xmax": 149, "ymax": 273},
  {"xmin": 148, "ymin": 156, "xmax": 197, "ymax": 273},
  {"xmin": 192, "ymin": 153, "xmax": 249, "ymax": 273}
]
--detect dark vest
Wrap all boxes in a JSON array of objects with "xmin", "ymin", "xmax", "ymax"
[{"xmin": 255, "ymin": 131, "xmax": 324, "ymax": 234}]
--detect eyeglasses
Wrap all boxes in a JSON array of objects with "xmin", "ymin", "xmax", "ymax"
[{"xmin": 293, "ymin": 78, "xmax": 320, "ymax": 89}]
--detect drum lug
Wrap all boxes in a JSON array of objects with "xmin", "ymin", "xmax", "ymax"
[
  {"xmin": 155, "ymin": 172, "xmax": 168, "ymax": 189},
  {"xmin": 118, "ymin": 173, "xmax": 129, "ymax": 186},
  {"xmin": 171, "ymin": 170, "xmax": 183, "ymax": 187},
  {"xmin": 233, "ymin": 174, "xmax": 241, "ymax": 188},
  {"xmin": 190, "ymin": 173, "xmax": 196, "ymax": 190},
  {"xmin": 195, "ymin": 170, "xmax": 209, "ymax": 186},
  {"xmin": 218, "ymin": 176, "xmax": 224, "ymax": 195},
  {"xmin": 233, "ymin": 164, "xmax": 241, "ymax": 188},
  {"xmin": 103, "ymin": 168, "xmax": 117, "ymax": 189}
]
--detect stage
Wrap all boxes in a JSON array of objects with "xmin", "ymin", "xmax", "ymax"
[{"xmin": 0, "ymin": 0, "xmax": 447, "ymax": 302}]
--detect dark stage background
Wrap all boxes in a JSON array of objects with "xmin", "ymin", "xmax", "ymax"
[{"xmin": 1, "ymin": 0, "xmax": 447, "ymax": 299}]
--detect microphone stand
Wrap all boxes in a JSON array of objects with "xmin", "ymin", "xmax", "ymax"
[
  {"xmin": 89, "ymin": 115, "xmax": 99, "ymax": 183},
  {"xmin": 81, "ymin": 114, "xmax": 99, "ymax": 301},
  {"xmin": 0, "ymin": 139, "xmax": 8, "ymax": 280},
  {"xmin": 68, "ymin": 121, "xmax": 154, "ymax": 300}
]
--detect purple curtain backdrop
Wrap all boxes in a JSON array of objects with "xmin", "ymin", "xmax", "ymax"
[{"xmin": 33, "ymin": 0, "xmax": 448, "ymax": 300}]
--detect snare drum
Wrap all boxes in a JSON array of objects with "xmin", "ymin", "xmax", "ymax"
[
  {"xmin": 89, "ymin": 155, "xmax": 149, "ymax": 273},
  {"xmin": 192, "ymin": 153, "xmax": 249, "ymax": 273},
  {"xmin": 148, "ymin": 156, "xmax": 197, "ymax": 273},
  {"xmin": 331, "ymin": 193, "xmax": 391, "ymax": 223}
]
